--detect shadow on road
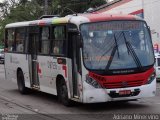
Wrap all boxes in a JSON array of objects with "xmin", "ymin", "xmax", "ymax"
[
  {"xmin": 78, "ymin": 101, "xmax": 149, "ymax": 112},
  {"xmin": 6, "ymin": 88, "xmax": 150, "ymax": 113}
]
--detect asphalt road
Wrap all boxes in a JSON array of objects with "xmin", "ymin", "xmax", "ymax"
[{"xmin": 0, "ymin": 64, "xmax": 160, "ymax": 120}]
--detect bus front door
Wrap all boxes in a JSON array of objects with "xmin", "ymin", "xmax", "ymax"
[
  {"xmin": 29, "ymin": 33, "xmax": 40, "ymax": 89},
  {"xmin": 69, "ymin": 33, "xmax": 82, "ymax": 98}
]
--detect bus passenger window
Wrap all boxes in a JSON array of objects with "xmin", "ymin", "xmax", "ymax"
[
  {"xmin": 39, "ymin": 27, "xmax": 50, "ymax": 54},
  {"xmin": 6, "ymin": 29, "xmax": 15, "ymax": 52},
  {"xmin": 15, "ymin": 28, "xmax": 25, "ymax": 53},
  {"xmin": 52, "ymin": 26, "xmax": 66, "ymax": 55}
]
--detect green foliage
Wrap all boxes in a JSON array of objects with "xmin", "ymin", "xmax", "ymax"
[{"xmin": 53, "ymin": 0, "xmax": 106, "ymax": 15}]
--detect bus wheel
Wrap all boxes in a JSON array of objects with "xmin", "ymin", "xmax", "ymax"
[
  {"xmin": 17, "ymin": 70, "xmax": 27, "ymax": 94},
  {"xmin": 57, "ymin": 79, "xmax": 72, "ymax": 106}
]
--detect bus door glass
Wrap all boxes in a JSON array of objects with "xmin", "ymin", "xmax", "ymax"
[
  {"xmin": 68, "ymin": 27, "xmax": 81, "ymax": 98},
  {"xmin": 28, "ymin": 27, "xmax": 40, "ymax": 88}
]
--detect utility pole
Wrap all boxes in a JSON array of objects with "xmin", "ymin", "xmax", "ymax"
[{"xmin": 44, "ymin": 0, "xmax": 48, "ymax": 15}]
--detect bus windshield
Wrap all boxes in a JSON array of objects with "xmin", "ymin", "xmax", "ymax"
[{"xmin": 80, "ymin": 21, "xmax": 154, "ymax": 71}]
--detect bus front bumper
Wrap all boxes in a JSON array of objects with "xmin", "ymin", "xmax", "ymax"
[{"xmin": 83, "ymin": 78, "xmax": 156, "ymax": 103}]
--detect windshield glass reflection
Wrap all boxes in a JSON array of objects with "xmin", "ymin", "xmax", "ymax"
[{"xmin": 80, "ymin": 21, "xmax": 154, "ymax": 71}]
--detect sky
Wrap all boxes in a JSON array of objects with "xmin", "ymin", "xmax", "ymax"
[{"xmin": 0, "ymin": 0, "xmax": 17, "ymax": 2}]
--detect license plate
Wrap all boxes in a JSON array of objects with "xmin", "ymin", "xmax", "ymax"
[{"xmin": 119, "ymin": 90, "xmax": 131, "ymax": 95}]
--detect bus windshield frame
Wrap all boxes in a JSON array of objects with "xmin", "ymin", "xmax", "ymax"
[{"xmin": 80, "ymin": 20, "xmax": 154, "ymax": 74}]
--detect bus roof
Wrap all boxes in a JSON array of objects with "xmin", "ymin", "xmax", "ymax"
[
  {"xmin": 5, "ymin": 13, "xmax": 143, "ymax": 28},
  {"xmin": 5, "ymin": 21, "xmax": 30, "ymax": 28},
  {"xmin": 79, "ymin": 13, "xmax": 141, "ymax": 22}
]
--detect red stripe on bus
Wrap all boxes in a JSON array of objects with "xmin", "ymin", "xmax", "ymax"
[
  {"xmin": 89, "ymin": 67, "xmax": 154, "ymax": 89},
  {"xmin": 39, "ymin": 21, "xmax": 46, "ymax": 26},
  {"xmin": 37, "ymin": 63, "xmax": 42, "ymax": 74},
  {"xmin": 82, "ymin": 13, "xmax": 135, "ymax": 22},
  {"xmin": 62, "ymin": 65, "xmax": 67, "ymax": 78},
  {"xmin": 130, "ymin": 9, "xmax": 144, "ymax": 15}
]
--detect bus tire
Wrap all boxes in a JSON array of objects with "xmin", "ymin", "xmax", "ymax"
[
  {"xmin": 57, "ymin": 78, "xmax": 73, "ymax": 107},
  {"xmin": 17, "ymin": 70, "xmax": 28, "ymax": 94}
]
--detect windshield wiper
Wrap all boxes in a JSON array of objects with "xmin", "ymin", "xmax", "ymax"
[
  {"xmin": 97, "ymin": 32, "xmax": 123, "ymax": 64},
  {"xmin": 122, "ymin": 32, "xmax": 142, "ymax": 69},
  {"xmin": 105, "ymin": 32, "xmax": 142, "ymax": 71},
  {"xmin": 105, "ymin": 33, "xmax": 120, "ymax": 71},
  {"xmin": 114, "ymin": 34, "xmax": 120, "ymax": 58}
]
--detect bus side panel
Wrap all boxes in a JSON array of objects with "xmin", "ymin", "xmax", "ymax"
[
  {"xmin": 33, "ymin": 55, "xmax": 79, "ymax": 99},
  {"xmin": 49, "ymin": 57, "xmax": 71, "ymax": 97},
  {"xmin": 37, "ymin": 56, "xmax": 72, "ymax": 97},
  {"xmin": 5, "ymin": 53, "xmax": 30, "ymax": 88},
  {"xmin": 37, "ymin": 56, "xmax": 56, "ymax": 95},
  {"xmin": 5, "ymin": 53, "xmax": 16, "ymax": 82},
  {"xmin": 48, "ymin": 57, "xmax": 74, "ymax": 100}
]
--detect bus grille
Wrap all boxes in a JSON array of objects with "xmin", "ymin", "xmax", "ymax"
[{"xmin": 103, "ymin": 80, "xmax": 144, "ymax": 89}]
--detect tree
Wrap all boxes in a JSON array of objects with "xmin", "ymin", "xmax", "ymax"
[
  {"xmin": 0, "ymin": 0, "xmax": 43, "ymax": 42},
  {"xmin": 51, "ymin": 0, "xmax": 106, "ymax": 16}
]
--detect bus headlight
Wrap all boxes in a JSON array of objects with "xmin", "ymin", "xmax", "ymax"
[
  {"xmin": 147, "ymin": 71, "xmax": 156, "ymax": 84},
  {"xmin": 86, "ymin": 75, "xmax": 102, "ymax": 88}
]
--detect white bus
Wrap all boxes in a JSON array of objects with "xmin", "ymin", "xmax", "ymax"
[
  {"xmin": 4, "ymin": 13, "xmax": 156, "ymax": 106},
  {"xmin": 155, "ymin": 53, "xmax": 160, "ymax": 80}
]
